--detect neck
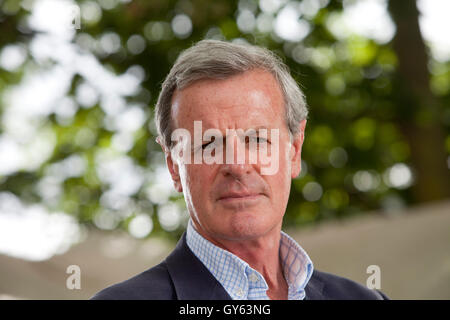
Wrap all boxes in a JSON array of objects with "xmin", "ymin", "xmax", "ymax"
[{"xmin": 191, "ymin": 220, "xmax": 288, "ymax": 299}]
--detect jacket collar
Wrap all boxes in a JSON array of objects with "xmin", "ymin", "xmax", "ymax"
[
  {"xmin": 304, "ymin": 273, "xmax": 325, "ymax": 300},
  {"xmin": 165, "ymin": 232, "xmax": 325, "ymax": 300},
  {"xmin": 165, "ymin": 232, "xmax": 232, "ymax": 300}
]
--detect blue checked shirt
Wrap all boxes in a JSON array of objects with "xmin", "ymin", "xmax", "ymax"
[{"xmin": 186, "ymin": 219, "xmax": 314, "ymax": 300}]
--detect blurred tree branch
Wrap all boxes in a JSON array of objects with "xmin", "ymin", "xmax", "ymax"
[{"xmin": 388, "ymin": 0, "xmax": 450, "ymax": 201}]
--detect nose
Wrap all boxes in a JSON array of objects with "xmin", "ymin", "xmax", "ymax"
[
  {"xmin": 219, "ymin": 162, "xmax": 252, "ymax": 179},
  {"xmin": 219, "ymin": 132, "xmax": 253, "ymax": 178}
]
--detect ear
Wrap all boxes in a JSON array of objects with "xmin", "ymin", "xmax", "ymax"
[
  {"xmin": 166, "ymin": 152, "xmax": 183, "ymax": 193},
  {"xmin": 156, "ymin": 137, "xmax": 183, "ymax": 193},
  {"xmin": 290, "ymin": 119, "xmax": 307, "ymax": 179}
]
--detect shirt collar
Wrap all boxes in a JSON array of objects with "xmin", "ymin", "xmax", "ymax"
[{"xmin": 186, "ymin": 219, "xmax": 314, "ymax": 300}]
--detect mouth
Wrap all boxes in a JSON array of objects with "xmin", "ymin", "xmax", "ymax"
[{"xmin": 217, "ymin": 193, "xmax": 265, "ymax": 202}]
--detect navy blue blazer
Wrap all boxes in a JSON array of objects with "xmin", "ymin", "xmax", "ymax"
[{"xmin": 91, "ymin": 232, "xmax": 388, "ymax": 300}]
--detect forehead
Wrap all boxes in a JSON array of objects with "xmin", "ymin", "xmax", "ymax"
[{"xmin": 171, "ymin": 69, "xmax": 286, "ymax": 131}]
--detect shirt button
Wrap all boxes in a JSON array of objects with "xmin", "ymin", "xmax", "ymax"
[
  {"xmin": 236, "ymin": 288, "xmax": 244, "ymax": 297},
  {"xmin": 249, "ymin": 273, "xmax": 259, "ymax": 282}
]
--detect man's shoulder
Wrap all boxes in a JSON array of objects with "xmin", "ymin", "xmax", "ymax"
[
  {"xmin": 90, "ymin": 261, "xmax": 176, "ymax": 300},
  {"xmin": 310, "ymin": 269, "xmax": 388, "ymax": 300}
]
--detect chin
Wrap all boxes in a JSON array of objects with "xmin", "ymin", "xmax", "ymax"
[{"xmin": 220, "ymin": 211, "xmax": 275, "ymax": 240}]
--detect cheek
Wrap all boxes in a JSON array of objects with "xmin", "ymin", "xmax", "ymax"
[
  {"xmin": 267, "ymin": 170, "xmax": 291, "ymax": 198},
  {"xmin": 182, "ymin": 164, "xmax": 215, "ymax": 203},
  {"xmin": 275, "ymin": 141, "xmax": 292, "ymax": 179},
  {"xmin": 270, "ymin": 145, "xmax": 293, "ymax": 196}
]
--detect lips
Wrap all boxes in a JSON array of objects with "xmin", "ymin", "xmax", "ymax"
[{"xmin": 217, "ymin": 192, "xmax": 264, "ymax": 201}]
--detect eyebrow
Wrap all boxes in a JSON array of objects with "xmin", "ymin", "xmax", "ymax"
[
  {"xmin": 225, "ymin": 126, "xmax": 272, "ymax": 132},
  {"xmin": 222, "ymin": 127, "xmax": 275, "ymax": 143},
  {"xmin": 252, "ymin": 125, "xmax": 271, "ymax": 132},
  {"xmin": 188, "ymin": 125, "xmax": 274, "ymax": 150},
  {"xmin": 197, "ymin": 125, "xmax": 272, "ymax": 135}
]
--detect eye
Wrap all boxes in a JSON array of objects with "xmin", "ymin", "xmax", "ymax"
[
  {"xmin": 201, "ymin": 136, "xmax": 217, "ymax": 150},
  {"xmin": 201, "ymin": 142, "xmax": 212, "ymax": 150},
  {"xmin": 258, "ymin": 137, "xmax": 267, "ymax": 143},
  {"xmin": 249, "ymin": 136, "xmax": 268, "ymax": 144}
]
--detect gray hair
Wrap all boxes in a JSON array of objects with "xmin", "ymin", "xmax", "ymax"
[{"xmin": 155, "ymin": 39, "xmax": 308, "ymax": 149}]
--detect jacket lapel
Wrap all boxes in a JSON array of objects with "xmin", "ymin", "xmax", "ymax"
[
  {"xmin": 165, "ymin": 232, "xmax": 325, "ymax": 300},
  {"xmin": 165, "ymin": 232, "xmax": 232, "ymax": 300},
  {"xmin": 304, "ymin": 271, "xmax": 325, "ymax": 300}
]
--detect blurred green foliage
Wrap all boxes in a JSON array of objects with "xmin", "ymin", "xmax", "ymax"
[{"xmin": 0, "ymin": 0, "xmax": 449, "ymax": 241}]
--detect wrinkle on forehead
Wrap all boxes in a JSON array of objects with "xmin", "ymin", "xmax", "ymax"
[{"xmin": 170, "ymin": 69, "xmax": 285, "ymax": 132}]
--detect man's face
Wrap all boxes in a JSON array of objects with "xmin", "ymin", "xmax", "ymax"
[{"xmin": 166, "ymin": 69, "xmax": 305, "ymax": 242}]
